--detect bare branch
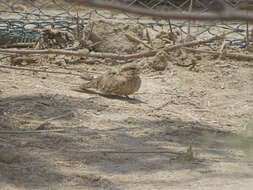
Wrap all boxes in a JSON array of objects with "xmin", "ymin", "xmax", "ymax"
[
  {"xmin": 0, "ymin": 34, "xmax": 223, "ymax": 60},
  {"xmin": 183, "ymin": 47, "xmax": 253, "ymax": 61},
  {"xmin": 0, "ymin": 129, "xmax": 64, "ymax": 134}
]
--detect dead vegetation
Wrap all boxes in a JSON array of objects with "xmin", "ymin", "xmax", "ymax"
[{"xmin": 0, "ymin": 1, "xmax": 253, "ymax": 190}]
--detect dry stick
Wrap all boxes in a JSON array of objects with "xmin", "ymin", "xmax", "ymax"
[
  {"xmin": 44, "ymin": 112, "xmax": 74, "ymax": 123},
  {"xmin": 145, "ymin": 28, "xmax": 153, "ymax": 48},
  {"xmin": 36, "ymin": 113, "xmax": 74, "ymax": 131},
  {"xmin": 219, "ymin": 39, "xmax": 227, "ymax": 53},
  {"xmin": 187, "ymin": 0, "xmax": 193, "ymax": 38},
  {"xmin": 246, "ymin": 10, "xmax": 250, "ymax": 49},
  {"xmin": 0, "ymin": 65, "xmax": 83, "ymax": 77},
  {"xmin": 125, "ymin": 33, "xmax": 153, "ymax": 49},
  {"xmin": 183, "ymin": 47, "xmax": 253, "ymax": 61},
  {"xmin": 0, "ymin": 35, "xmax": 224, "ymax": 60},
  {"xmin": 218, "ymin": 39, "xmax": 227, "ymax": 59},
  {"xmin": 151, "ymin": 34, "xmax": 223, "ymax": 57},
  {"xmin": 76, "ymin": 11, "xmax": 82, "ymax": 41},
  {"xmin": 0, "ymin": 129, "xmax": 64, "ymax": 134},
  {"xmin": 251, "ymin": 28, "xmax": 253, "ymax": 43},
  {"xmin": 167, "ymin": 19, "xmax": 176, "ymax": 45},
  {"xmin": 168, "ymin": 19, "xmax": 173, "ymax": 33},
  {"xmin": 66, "ymin": 150, "xmax": 184, "ymax": 155},
  {"xmin": 82, "ymin": 151, "xmax": 182, "ymax": 154}
]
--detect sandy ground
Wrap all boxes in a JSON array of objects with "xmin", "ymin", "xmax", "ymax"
[
  {"xmin": 1, "ymin": 51, "xmax": 253, "ymax": 190},
  {"xmin": 1, "ymin": 1, "xmax": 253, "ymax": 190}
]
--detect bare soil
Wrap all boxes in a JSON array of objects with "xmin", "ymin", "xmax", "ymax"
[{"xmin": 1, "ymin": 2, "xmax": 253, "ymax": 190}]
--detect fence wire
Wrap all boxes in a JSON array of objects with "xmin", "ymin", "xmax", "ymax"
[{"xmin": 0, "ymin": 0, "xmax": 252, "ymax": 48}]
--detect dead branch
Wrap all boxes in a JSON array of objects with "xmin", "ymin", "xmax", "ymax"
[
  {"xmin": 219, "ymin": 39, "xmax": 227, "ymax": 54},
  {"xmin": 0, "ymin": 35, "xmax": 223, "ymax": 60},
  {"xmin": 163, "ymin": 35, "xmax": 223, "ymax": 52},
  {"xmin": 125, "ymin": 33, "xmax": 153, "ymax": 49},
  {"xmin": 145, "ymin": 28, "xmax": 153, "ymax": 48},
  {"xmin": 0, "ymin": 129, "xmax": 64, "ymax": 134},
  {"xmin": 183, "ymin": 47, "xmax": 253, "ymax": 61},
  {"xmin": 62, "ymin": 149, "xmax": 183, "ymax": 155}
]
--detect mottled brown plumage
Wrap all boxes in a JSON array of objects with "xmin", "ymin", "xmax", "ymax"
[{"xmin": 79, "ymin": 64, "xmax": 141, "ymax": 96}]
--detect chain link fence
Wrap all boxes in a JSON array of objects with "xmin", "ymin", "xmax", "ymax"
[{"xmin": 0, "ymin": 0, "xmax": 252, "ymax": 48}]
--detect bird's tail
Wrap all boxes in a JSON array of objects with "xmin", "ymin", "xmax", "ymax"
[
  {"xmin": 79, "ymin": 73, "xmax": 94, "ymax": 81},
  {"xmin": 71, "ymin": 80, "xmax": 98, "ymax": 93},
  {"xmin": 79, "ymin": 81, "xmax": 97, "ymax": 89}
]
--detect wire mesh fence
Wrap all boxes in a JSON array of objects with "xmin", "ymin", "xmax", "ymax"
[{"xmin": 0, "ymin": 0, "xmax": 252, "ymax": 49}]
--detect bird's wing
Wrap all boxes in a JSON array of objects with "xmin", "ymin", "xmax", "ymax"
[
  {"xmin": 98, "ymin": 74, "xmax": 128, "ymax": 94},
  {"xmin": 79, "ymin": 70, "xmax": 117, "ymax": 90},
  {"xmin": 79, "ymin": 78, "xmax": 100, "ymax": 89}
]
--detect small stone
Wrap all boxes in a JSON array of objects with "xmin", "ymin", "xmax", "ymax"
[{"xmin": 149, "ymin": 50, "xmax": 171, "ymax": 71}]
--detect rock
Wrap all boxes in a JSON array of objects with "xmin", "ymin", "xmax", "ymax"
[{"xmin": 149, "ymin": 50, "xmax": 171, "ymax": 71}]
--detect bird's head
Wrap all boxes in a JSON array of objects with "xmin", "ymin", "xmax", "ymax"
[{"xmin": 119, "ymin": 64, "xmax": 140, "ymax": 76}]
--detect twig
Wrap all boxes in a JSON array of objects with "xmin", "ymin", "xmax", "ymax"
[
  {"xmin": 145, "ymin": 28, "xmax": 153, "ymax": 48},
  {"xmin": 125, "ymin": 33, "xmax": 153, "ymax": 49},
  {"xmin": 218, "ymin": 39, "xmax": 227, "ymax": 59},
  {"xmin": 183, "ymin": 47, "xmax": 253, "ymax": 61},
  {"xmin": 45, "ymin": 112, "xmax": 74, "ymax": 122},
  {"xmin": 219, "ymin": 39, "xmax": 227, "ymax": 53},
  {"xmin": 66, "ymin": 150, "xmax": 183, "ymax": 155},
  {"xmin": 161, "ymin": 34, "xmax": 223, "ymax": 54},
  {"xmin": 36, "ymin": 112, "xmax": 74, "ymax": 130},
  {"xmin": 168, "ymin": 19, "xmax": 173, "ymax": 34},
  {"xmin": 246, "ymin": 10, "xmax": 250, "ymax": 48},
  {"xmin": 0, "ymin": 35, "xmax": 223, "ymax": 60},
  {"xmin": 0, "ymin": 129, "xmax": 64, "ymax": 134},
  {"xmin": 187, "ymin": 0, "xmax": 193, "ymax": 37},
  {"xmin": 75, "ymin": 11, "xmax": 82, "ymax": 41},
  {"xmin": 0, "ymin": 65, "xmax": 83, "ymax": 77},
  {"xmin": 89, "ymin": 151, "xmax": 181, "ymax": 154}
]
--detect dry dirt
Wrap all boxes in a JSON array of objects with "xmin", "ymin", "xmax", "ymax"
[{"xmin": 1, "ymin": 2, "xmax": 253, "ymax": 190}]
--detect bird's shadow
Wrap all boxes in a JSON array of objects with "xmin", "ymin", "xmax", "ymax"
[{"xmin": 71, "ymin": 88, "xmax": 145, "ymax": 104}]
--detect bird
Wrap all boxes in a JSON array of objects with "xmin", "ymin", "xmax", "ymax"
[{"xmin": 77, "ymin": 64, "xmax": 141, "ymax": 97}]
